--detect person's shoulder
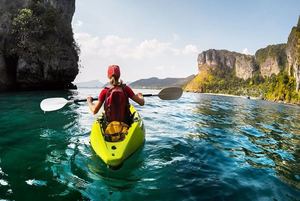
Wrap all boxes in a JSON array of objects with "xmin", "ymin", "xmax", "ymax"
[
  {"xmin": 100, "ymin": 87, "xmax": 109, "ymax": 94},
  {"xmin": 102, "ymin": 86, "xmax": 112, "ymax": 91},
  {"xmin": 123, "ymin": 84, "xmax": 133, "ymax": 90},
  {"xmin": 123, "ymin": 85, "xmax": 135, "ymax": 97}
]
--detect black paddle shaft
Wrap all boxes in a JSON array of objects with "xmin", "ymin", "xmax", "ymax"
[
  {"xmin": 73, "ymin": 87, "xmax": 182, "ymax": 103},
  {"xmin": 143, "ymin": 94, "xmax": 158, "ymax": 97},
  {"xmin": 74, "ymin": 97, "xmax": 98, "ymax": 103},
  {"xmin": 74, "ymin": 94, "xmax": 157, "ymax": 102}
]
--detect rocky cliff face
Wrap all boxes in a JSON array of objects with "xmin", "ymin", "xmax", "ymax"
[
  {"xmin": 188, "ymin": 17, "xmax": 300, "ymax": 93},
  {"xmin": 198, "ymin": 49, "xmax": 236, "ymax": 71},
  {"xmin": 286, "ymin": 17, "xmax": 300, "ymax": 91},
  {"xmin": 0, "ymin": 0, "xmax": 78, "ymax": 91},
  {"xmin": 235, "ymin": 55, "xmax": 257, "ymax": 80},
  {"xmin": 46, "ymin": 0, "xmax": 75, "ymax": 24},
  {"xmin": 197, "ymin": 49, "xmax": 256, "ymax": 80},
  {"xmin": 255, "ymin": 44, "xmax": 286, "ymax": 77},
  {"xmin": 197, "ymin": 46, "xmax": 287, "ymax": 81}
]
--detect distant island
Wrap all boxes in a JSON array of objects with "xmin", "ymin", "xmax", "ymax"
[
  {"xmin": 185, "ymin": 16, "xmax": 300, "ymax": 104},
  {"xmin": 129, "ymin": 75, "xmax": 195, "ymax": 89},
  {"xmin": 76, "ymin": 76, "xmax": 194, "ymax": 89},
  {"xmin": 75, "ymin": 80, "xmax": 104, "ymax": 88}
]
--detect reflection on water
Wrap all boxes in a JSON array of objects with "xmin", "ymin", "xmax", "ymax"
[
  {"xmin": 192, "ymin": 94, "xmax": 300, "ymax": 190},
  {"xmin": 0, "ymin": 89, "xmax": 299, "ymax": 200}
]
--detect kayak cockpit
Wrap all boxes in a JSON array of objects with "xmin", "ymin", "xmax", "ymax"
[{"xmin": 90, "ymin": 105, "xmax": 145, "ymax": 168}]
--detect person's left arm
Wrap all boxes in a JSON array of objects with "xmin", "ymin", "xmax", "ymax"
[{"xmin": 87, "ymin": 96, "xmax": 103, "ymax": 115}]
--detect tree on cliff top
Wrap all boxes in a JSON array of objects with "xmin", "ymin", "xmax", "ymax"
[{"xmin": 11, "ymin": 1, "xmax": 79, "ymax": 58}]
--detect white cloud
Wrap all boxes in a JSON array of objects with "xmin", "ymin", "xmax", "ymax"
[
  {"xmin": 172, "ymin": 33, "xmax": 180, "ymax": 41},
  {"xmin": 102, "ymin": 35, "xmax": 132, "ymax": 47},
  {"xmin": 72, "ymin": 20, "xmax": 83, "ymax": 30},
  {"xmin": 154, "ymin": 65, "xmax": 166, "ymax": 71},
  {"xmin": 182, "ymin": 44, "xmax": 199, "ymax": 55},
  {"xmin": 74, "ymin": 32, "xmax": 199, "ymax": 82},
  {"xmin": 74, "ymin": 33, "xmax": 102, "ymax": 57},
  {"xmin": 75, "ymin": 33, "xmax": 196, "ymax": 59},
  {"xmin": 242, "ymin": 48, "xmax": 250, "ymax": 55},
  {"xmin": 134, "ymin": 39, "xmax": 171, "ymax": 59}
]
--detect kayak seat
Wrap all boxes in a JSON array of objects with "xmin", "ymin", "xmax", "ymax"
[
  {"xmin": 97, "ymin": 111, "xmax": 137, "ymax": 142},
  {"xmin": 104, "ymin": 121, "xmax": 129, "ymax": 142}
]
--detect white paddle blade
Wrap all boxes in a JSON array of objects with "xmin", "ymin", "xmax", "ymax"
[{"xmin": 40, "ymin": 98, "xmax": 69, "ymax": 112}]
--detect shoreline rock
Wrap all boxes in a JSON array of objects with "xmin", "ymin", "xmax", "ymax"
[
  {"xmin": 0, "ymin": 0, "xmax": 78, "ymax": 91},
  {"xmin": 184, "ymin": 90, "xmax": 300, "ymax": 107}
]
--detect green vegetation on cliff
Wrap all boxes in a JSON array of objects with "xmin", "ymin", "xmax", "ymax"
[
  {"xmin": 185, "ymin": 69, "xmax": 300, "ymax": 104},
  {"xmin": 190, "ymin": 67, "xmax": 245, "ymax": 93},
  {"xmin": 263, "ymin": 73, "xmax": 300, "ymax": 103},
  {"xmin": 255, "ymin": 44, "xmax": 287, "ymax": 70},
  {"xmin": 10, "ymin": 1, "xmax": 79, "ymax": 59},
  {"xmin": 186, "ymin": 17, "xmax": 300, "ymax": 104},
  {"xmin": 0, "ymin": 0, "xmax": 79, "ymax": 90},
  {"xmin": 287, "ymin": 26, "xmax": 300, "ymax": 78}
]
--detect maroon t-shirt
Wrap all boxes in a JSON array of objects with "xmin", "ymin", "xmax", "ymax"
[{"xmin": 98, "ymin": 85, "xmax": 135, "ymax": 103}]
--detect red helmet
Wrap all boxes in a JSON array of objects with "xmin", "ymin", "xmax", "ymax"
[{"xmin": 107, "ymin": 65, "xmax": 120, "ymax": 79}]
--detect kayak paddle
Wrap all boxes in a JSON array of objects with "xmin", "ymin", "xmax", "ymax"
[
  {"xmin": 143, "ymin": 87, "xmax": 183, "ymax": 100},
  {"xmin": 40, "ymin": 87, "xmax": 183, "ymax": 112},
  {"xmin": 40, "ymin": 97, "xmax": 98, "ymax": 112}
]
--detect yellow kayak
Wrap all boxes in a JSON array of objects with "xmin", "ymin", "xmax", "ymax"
[{"xmin": 90, "ymin": 105, "xmax": 145, "ymax": 167}]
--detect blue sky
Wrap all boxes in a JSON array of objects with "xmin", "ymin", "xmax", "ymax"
[{"xmin": 73, "ymin": 0, "xmax": 300, "ymax": 83}]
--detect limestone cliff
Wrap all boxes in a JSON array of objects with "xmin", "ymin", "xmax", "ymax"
[
  {"xmin": 197, "ymin": 49, "xmax": 236, "ymax": 71},
  {"xmin": 195, "ymin": 45, "xmax": 288, "ymax": 83},
  {"xmin": 255, "ymin": 44, "xmax": 287, "ymax": 77},
  {"xmin": 0, "ymin": 0, "xmax": 78, "ymax": 91},
  {"xmin": 197, "ymin": 49, "xmax": 256, "ymax": 80},
  {"xmin": 186, "ymin": 17, "xmax": 300, "ymax": 97},
  {"xmin": 286, "ymin": 16, "xmax": 300, "ymax": 91}
]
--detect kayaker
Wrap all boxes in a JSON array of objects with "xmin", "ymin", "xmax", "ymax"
[{"xmin": 86, "ymin": 65, "xmax": 144, "ymax": 125}]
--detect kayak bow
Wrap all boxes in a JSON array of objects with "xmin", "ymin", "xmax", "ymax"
[{"xmin": 90, "ymin": 105, "xmax": 145, "ymax": 167}]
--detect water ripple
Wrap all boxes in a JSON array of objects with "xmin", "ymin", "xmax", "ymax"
[{"xmin": 0, "ymin": 90, "xmax": 300, "ymax": 200}]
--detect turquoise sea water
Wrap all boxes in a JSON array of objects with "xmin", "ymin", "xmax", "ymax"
[{"xmin": 0, "ymin": 88, "xmax": 300, "ymax": 201}]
